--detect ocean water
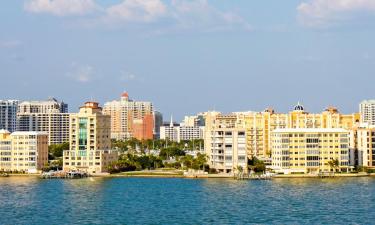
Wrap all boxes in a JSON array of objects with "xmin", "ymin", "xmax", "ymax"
[{"xmin": 0, "ymin": 177, "xmax": 374, "ymax": 225}]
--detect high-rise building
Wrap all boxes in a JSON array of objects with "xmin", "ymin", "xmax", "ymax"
[
  {"xmin": 271, "ymin": 128, "xmax": 351, "ymax": 174},
  {"xmin": 132, "ymin": 114, "xmax": 154, "ymax": 140},
  {"xmin": 0, "ymin": 100, "xmax": 18, "ymax": 132},
  {"xmin": 0, "ymin": 129, "xmax": 48, "ymax": 173},
  {"xmin": 204, "ymin": 112, "xmax": 247, "ymax": 174},
  {"xmin": 360, "ymin": 100, "xmax": 375, "ymax": 126},
  {"xmin": 63, "ymin": 102, "xmax": 118, "ymax": 174},
  {"xmin": 18, "ymin": 98, "xmax": 68, "ymax": 114},
  {"xmin": 103, "ymin": 92, "xmax": 154, "ymax": 140},
  {"xmin": 17, "ymin": 98, "xmax": 70, "ymax": 145},
  {"xmin": 350, "ymin": 126, "xmax": 375, "ymax": 168},
  {"xmin": 153, "ymin": 111, "xmax": 163, "ymax": 139}
]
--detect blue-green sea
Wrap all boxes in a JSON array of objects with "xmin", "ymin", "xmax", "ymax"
[{"xmin": 0, "ymin": 176, "xmax": 374, "ymax": 225}]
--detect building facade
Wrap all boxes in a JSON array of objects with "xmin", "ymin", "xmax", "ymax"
[
  {"xmin": 204, "ymin": 104, "xmax": 359, "ymax": 173},
  {"xmin": 160, "ymin": 118, "xmax": 204, "ymax": 143},
  {"xmin": 0, "ymin": 100, "xmax": 18, "ymax": 132},
  {"xmin": 350, "ymin": 127, "xmax": 375, "ymax": 168},
  {"xmin": 103, "ymin": 92, "xmax": 154, "ymax": 140},
  {"xmin": 17, "ymin": 98, "xmax": 70, "ymax": 145},
  {"xmin": 18, "ymin": 98, "xmax": 68, "ymax": 114},
  {"xmin": 17, "ymin": 113, "xmax": 70, "ymax": 145},
  {"xmin": 153, "ymin": 111, "xmax": 163, "ymax": 139},
  {"xmin": 360, "ymin": 100, "xmax": 375, "ymax": 127},
  {"xmin": 271, "ymin": 128, "xmax": 351, "ymax": 174},
  {"xmin": 243, "ymin": 104, "xmax": 359, "ymax": 159},
  {"xmin": 204, "ymin": 112, "xmax": 248, "ymax": 173},
  {"xmin": 63, "ymin": 102, "xmax": 118, "ymax": 174},
  {"xmin": 0, "ymin": 130, "xmax": 48, "ymax": 173}
]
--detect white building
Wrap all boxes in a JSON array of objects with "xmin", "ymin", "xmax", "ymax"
[
  {"xmin": 204, "ymin": 112, "xmax": 248, "ymax": 174},
  {"xmin": 18, "ymin": 98, "xmax": 68, "ymax": 114},
  {"xmin": 360, "ymin": 100, "xmax": 375, "ymax": 127},
  {"xmin": 350, "ymin": 127, "xmax": 375, "ymax": 168},
  {"xmin": 17, "ymin": 98, "xmax": 69, "ymax": 145},
  {"xmin": 160, "ymin": 117, "xmax": 204, "ymax": 143},
  {"xmin": 0, "ymin": 100, "xmax": 18, "ymax": 132}
]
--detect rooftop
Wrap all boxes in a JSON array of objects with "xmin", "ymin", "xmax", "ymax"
[{"xmin": 272, "ymin": 128, "xmax": 349, "ymax": 133}]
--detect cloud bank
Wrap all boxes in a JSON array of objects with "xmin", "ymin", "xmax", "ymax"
[
  {"xmin": 24, "ymin": 0, "xmax": 251, "ymax": 32},
  {"xmin": 24, "ymin": 0, "xmax": 98, "ymax": 16},
  {"xmin": 298, "ymin": 0, "xmax": 375, "ymax": 28}
]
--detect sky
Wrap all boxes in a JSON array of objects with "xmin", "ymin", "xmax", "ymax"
[{"xmin": 1, "ymin": 0, "xmax": 375, "ymax": 121}]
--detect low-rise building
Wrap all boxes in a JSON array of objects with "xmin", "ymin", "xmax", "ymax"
[
  {"xmin": 0, "ymin": 129, "xmax": 48, "ymax": 173},
  {"xmin": 271, "ymin": 128, "xmax": 351, "ymax": 174},
  {"xmin": 160, "ymin": 116, "xmax": 204, "ymax": 143}
]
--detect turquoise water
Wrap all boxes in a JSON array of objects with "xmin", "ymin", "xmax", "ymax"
[{"xmin": 0, "ymin": 177, "xmax": 374, "ymax": 225}]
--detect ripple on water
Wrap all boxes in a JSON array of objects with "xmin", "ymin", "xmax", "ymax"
[{"xmin": 0, "ymin": 177, "xmax": 375, "ymax": 225}]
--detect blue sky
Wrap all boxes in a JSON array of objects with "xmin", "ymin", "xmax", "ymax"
[{"xmin": 1, "ymin": 0, "xmax": 375, "ymax": 120}]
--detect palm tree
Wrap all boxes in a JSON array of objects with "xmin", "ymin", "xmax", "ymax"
[{"xmin": 328, "ymin": 159, "xmax": 340, "ymax": 172}]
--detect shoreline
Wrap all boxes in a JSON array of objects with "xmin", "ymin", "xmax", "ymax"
[{"xmin": 3, "ymin": 172, "xmax": 375, "ymax": 179}]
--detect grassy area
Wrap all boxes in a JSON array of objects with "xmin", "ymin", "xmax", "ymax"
[{"xmin": 113, "ymin": 169, "xmax": 184, "ymax": 177}]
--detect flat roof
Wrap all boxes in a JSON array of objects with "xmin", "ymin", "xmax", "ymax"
[
  {"xmin": 272, "ymin": 128, "xmax": 349, "ymax": 133},
  {"xmin": 11, "ymin": 131, "xmax": 49, "ymax": 136}
]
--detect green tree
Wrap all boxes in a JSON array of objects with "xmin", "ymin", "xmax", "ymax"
[
  {"xmin": 248, "ymin": 157, "xmax": 266, "ymax": 173},
  {"xmin": 48, "ymin": 142, "xmax": 69, "ymax": 159},
  {"xmin": 328, "ymin": 159, "xmax": 340, "ymax": 172}
]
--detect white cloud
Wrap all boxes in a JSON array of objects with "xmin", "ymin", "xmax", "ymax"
[
  {"xmin": 24, "ymin": 0, "xmax": 99, "ymax": 16},
  {"xmin": 100, "ymin": 0, "xmax": 251, "ymax": 33},
  {"xmin": 298, "ymin": 0, "xmax": 375, "ymax": 27},
  {"xmin": 169, "ymin": 0, "xmax": 251, "ymax": 32},
  {"xmin": 66, "ymin": 64, "xmax": 94, "ymax": 83},
  {"xmin": 105, "ymin": 0, "xmax": 167, "ymax": 23},
  {"xmin": 24, "ymin": 0, "xmax": 250, "ymax": 32}
]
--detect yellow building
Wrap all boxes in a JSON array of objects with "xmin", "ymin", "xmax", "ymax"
[
  {"xmin": 244, "ymin": 103, "xmax": 359, "ymax": 159},
  {"xmin": 0, "ymin": 129, "xmax": 48, "ymax": 173},
  {"xmin": 271, "ymin": 128, "xmax": 351, "ymax": 174},
  {"xmin": 63, "ymin": 102, "xmax": 118, "ymax": 174},
  {"xmin": 204, "ymin": 103, "xmax": 359, "ymax": 172}
]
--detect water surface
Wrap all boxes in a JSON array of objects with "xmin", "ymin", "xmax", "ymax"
[{"xmin": 0, "ymin": 177, "xmax": 374, "ymax": 225}]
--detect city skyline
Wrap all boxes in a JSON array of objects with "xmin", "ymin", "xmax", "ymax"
[{"xmin": 1, "ymin": 0, "xmax": 375, "ymax": 119}]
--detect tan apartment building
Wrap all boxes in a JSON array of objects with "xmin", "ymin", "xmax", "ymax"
[
  {"xmin": 63, "ymin": 102, "xmax": 118, "ymax": 174},
  {"xmin": 0, "ymin": 129, "xmax": 48, "ymax": 173},
  {"xmin": 271, "ymin": 128, "xmax": 351, "ymax": 174},
  {"xmin": 244, "ymin": 104, "xmax": 359, "ymax": 159}
]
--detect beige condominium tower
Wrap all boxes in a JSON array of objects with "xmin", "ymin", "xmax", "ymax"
[{"xmin": 63, "ymin": 102, "xmax": 118, "ymax": 174}]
